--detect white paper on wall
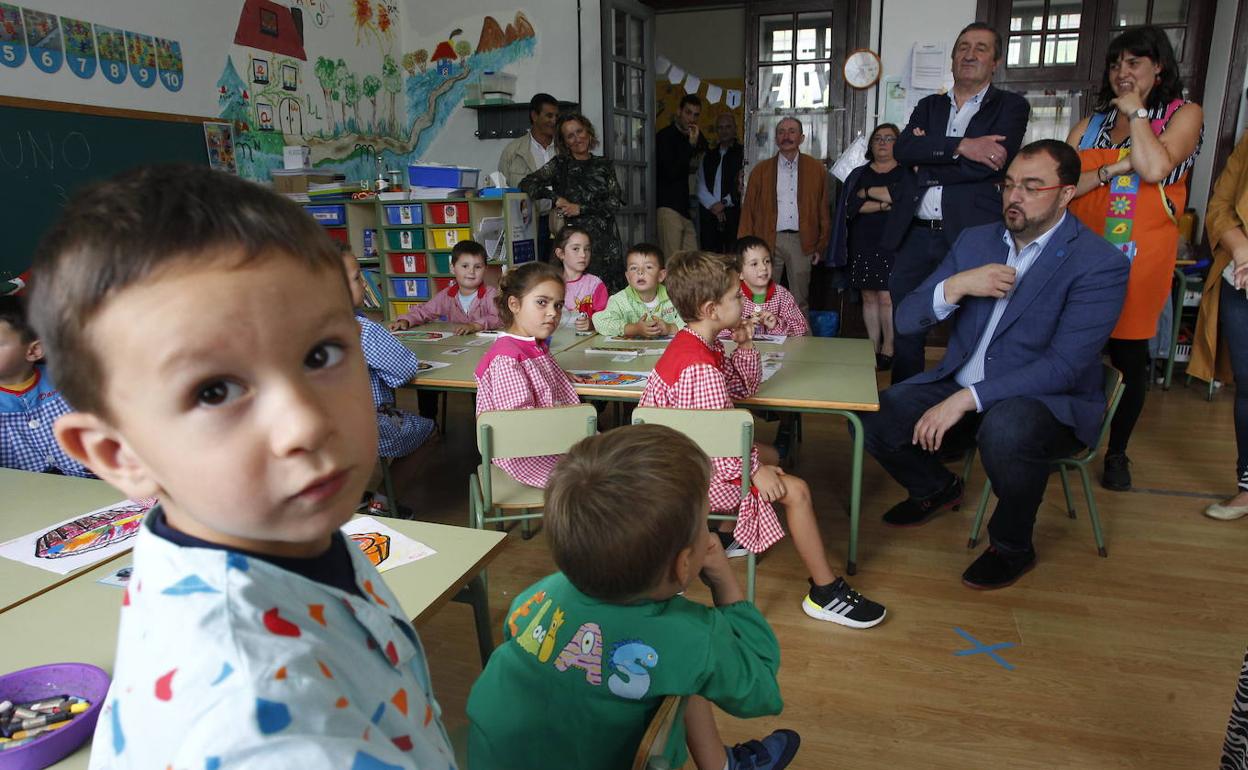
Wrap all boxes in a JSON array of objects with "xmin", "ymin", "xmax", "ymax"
[
  {"xmin": 655, "ymin": 54, "xmax": 671, "ymax": 75},
  {"xmin": 705, "ymin": 84, "xmax": 722, "ymax": 104},
  {"xmin": 725, "ymin": 90, "xmax": 742, "ymax": 109},
  {"xmin": 683, "ymin": 74, "xmax": 700, "ymax": 95},
  {"xmin": 667, "ymin": 65, "xmax": 685, "ymax": 85}
]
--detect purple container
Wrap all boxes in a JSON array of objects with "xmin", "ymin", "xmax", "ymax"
[{"xmin": 0, "ymin": 663, "xmax": 110, "ymax": 769}]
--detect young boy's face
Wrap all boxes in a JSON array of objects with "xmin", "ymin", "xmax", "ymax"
[
  {"xmin": 740, "ymin": 246, "xmax": 773, "ymax": 291},
  {"xmin": 452, "ymin": 253, "xmax": 486, "ymax": 292},
  {"xmin": 0, "ymin": 321, "xmax": 39, "ymax": 384},
  {"xmin": 342, "ymin": 254, "xmax": 366, "ymax": 307},
  {"xmin": 624, "ymin": 253, "xmax": 665, "ymax": 298},
  {"xmin": 69, "ymin": 250, "xmax": 376, "ymax": 557},
  {"xmin": 704, "ymin": 278, "xmax": 743, "ymax": 332}
]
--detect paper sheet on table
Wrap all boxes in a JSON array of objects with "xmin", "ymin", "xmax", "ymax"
[
  {"xmin": 762, "ymin": 361, "xmax": 782, "ymax": 382},
  {"xmin": 0, "ymin": 498, "xmax": 157, "ymax": 575},
  {"xmin": 395, "ymin": 330, "xmax": 455, "ymax": 341},
  {"xmin": 342, "ymin": 517, "xmax": 436, "ymax": 573},
  {"xmin": 413, "ymin": 359, "xmax": 453, "ymax": 375},
  {"xmin": 567, "ymin": 370, "xmax": 650, "ymax": 387},
  {"xmin": 606, "ymin": 334, "xmax": 673, "ymax": 343},
  {"xmin": 752, "ymin": 333, "xmax": 787, "ymax": 344}
]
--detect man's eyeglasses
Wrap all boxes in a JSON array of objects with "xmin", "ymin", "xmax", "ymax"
[{"xmin": 995, "ymin": 181, "xmax": 1067, "ymax": 197}]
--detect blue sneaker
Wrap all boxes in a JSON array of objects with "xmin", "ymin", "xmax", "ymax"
[{"xmin": 726, "ymin": 729, "xmax": 800, "ymax": 770}]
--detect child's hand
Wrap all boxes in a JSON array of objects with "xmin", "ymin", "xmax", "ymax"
[
  {"xmin": 574, "ymin": 312, "xmax": 591, "ymax": 332},
  {"xmin": 753, "ymin": 465, "xmax": 787, "ymax": 503},
  {"xmin": 699, "ymin": 534, "xmax": 745, "ymax": 605},
  {"xmin": 389, "ymin": 318, "xmax": 411, "ymax": 332},
  {"xmin": 663, "ymin": 321, "xmax": 678, "ymax": 336},
  {"xmin": 452, "ymin": 323, "xmax": 482, "ymax": 335},
  {"xmin": 758, "ymin": 311, "xmax": 779, "ymax": 331},
  {"xmin": 640, "ymin": 314, "xmax": 664, "ymax": 337},
  {"xmin": 731, "ymin": 319, "xmax": 755, "ymax": 348}
]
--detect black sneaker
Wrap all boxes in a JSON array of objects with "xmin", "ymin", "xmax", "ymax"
[
  {"xmin": 801, "ymin": 577, "xmax": 887, "ymax": 629},
  {"xmin": 726, "ymin": 729, "xmax": 801, "ymax": 770},
  {"xmin": 961, "ymin": 546, "xmax": 1036, "ymax": 589},
  {"xmin": 882, "ymin": 476, "xmax": 963, "ymax": 526},
  {"xmin": 717, "ymin": 531, "xmax": 749, "ymax": 559},
  {"xmin": 1102, "ymin": 452, "xmax": 1131, "ymax": 491}
]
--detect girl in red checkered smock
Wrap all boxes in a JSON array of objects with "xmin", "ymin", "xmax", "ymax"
[{"xmin": 474, "ymin": 262, "xmax": 581, "ymax": 488}]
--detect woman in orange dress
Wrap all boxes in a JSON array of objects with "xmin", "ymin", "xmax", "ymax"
[{"xmin": 1066, "ymin": 26, "xmax": 1203, "ymax": 492}]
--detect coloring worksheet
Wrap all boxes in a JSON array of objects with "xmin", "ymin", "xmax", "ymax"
[
  {"xmin": 0, "ymin": 498, "xmax": 158, "ymax": 575},
  {"xmin": 341, "ymin": 516, "xmax": 436, "ymax": 573}
]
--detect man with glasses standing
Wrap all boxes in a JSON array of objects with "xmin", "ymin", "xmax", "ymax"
[
  {"xmin": 859, "ymin": 141, "xmax": 1129, "ymax": 589},
  {"xmin": 884, "ymin": 22, "xmax": 1031, "ymax": 384}
]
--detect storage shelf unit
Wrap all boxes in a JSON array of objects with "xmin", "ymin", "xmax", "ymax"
[
  {"xmin": 374, "ymin": 193, "xmax": 537, "ymax": 322},
  {"xmin": 302, "ymin": 199, "xmax": 383, "ymax": 314}
]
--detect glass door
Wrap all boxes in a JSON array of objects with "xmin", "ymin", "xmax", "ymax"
[{"xmin": 601, "ymin": 0, "xmax": 655, "ymax": 246}]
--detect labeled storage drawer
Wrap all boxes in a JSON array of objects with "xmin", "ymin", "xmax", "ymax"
[
  {"xmin": 427, "ymin": 202, "xmax": 469, "ymax": 225},
  {"xmin": 391, "ymin": 301, "xmax": 424, "ymax": 317},
  {"xmin": 389, "ymin": 277, "xmax": 431, "ymax": 300},
  {"xmin": 324, "ymin": 226, "xmax": 349, "ymax": 245},
  {"xmin": 430, "ymin": 252, "xmax": 453, "ymax": 275},
  {"xmin": 433, "ymin": 277, "xmax": 454, "ymax": 293},
  {"xmin": 388, "ymin": 252, "xmax": 428, "ymax": 275},
  {"xmin": 383, "ymin": 204, "xmax": 423, "ymax": 226},
  {"xmin": 428, "ymin": 227, "xmax": 470, "ymax": 250},
  {"xmin": 385, "ymin": 229, "xmax": 425, "ymax": 251},
  {"xmin": 305, "ymin": 204, "xmax": 347, "ymax": 226}
]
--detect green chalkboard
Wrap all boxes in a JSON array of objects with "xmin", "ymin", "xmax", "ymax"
[{"xmin": 0, "ymin": 97, "xmax": 212, "ymax": 280}]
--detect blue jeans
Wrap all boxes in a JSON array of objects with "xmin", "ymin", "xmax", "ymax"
[
  {"xmin": 860, "ymin": 379, "xmax": 1082, "ymax": 551},
  {"xmin": 888, "ymin": 226, "xmax": 949, "ymax": 384},
  {"xmin": 1220, "ymin": 280, "xmax": 1248, "ymax": 490}
]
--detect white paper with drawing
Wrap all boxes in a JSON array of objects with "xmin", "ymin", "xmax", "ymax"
[
  {"xmin": 0, "ymin": 498, "xmax": 158, "ymax": 574},
  {"xmin": 341, "ymin": 516, "xmax": 436, "ymax": 573}
]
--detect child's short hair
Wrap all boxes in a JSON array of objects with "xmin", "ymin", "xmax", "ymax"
[
  {"xmin": 664, "ymin": 250, "xmax": 741, "ymax": 323},
  {"xmin": 734, "ymin": 236, "xmax": 771, "ymax": 261},
  {"xmin": 552, "ymin": 225, "xmax": 590, "ymax": 255},
  {"xmin": 0, "ymin": 295, "xmax": 35, "ymax": 343},
  {"xmin": 335, "ymin": 240, "xmax": 354, "ymax": 255},
  {"xmin": 29, "ymin": 164, "xmax": 344, "ymax": 417},
  {"xmin": 451, "ymin": 239, "xmax": 488, "ymax": 263},
  {"xmin": 545, "ymin": 424, "xmax": 711, "ymax": 600},
  {"xmin": 495, "ymin": 261, "xmax": 564, "ymax": 327},
  {"xmin": 625, "ymin": 242, "xmax": 665, "ymax": 269}
]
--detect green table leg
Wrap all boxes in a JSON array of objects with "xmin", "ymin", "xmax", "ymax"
[
  {"xmin": 832, "ymin": 409, "xmax": 863, "ymax": 576},
  {"xmin": 1164, "ymin": 267, "xmax": 1189, "ymax": 390}
]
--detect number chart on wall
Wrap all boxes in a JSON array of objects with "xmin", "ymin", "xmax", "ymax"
[{"xmin": 0, "ymin": 3, "xmax": 184, "ymax": 91}]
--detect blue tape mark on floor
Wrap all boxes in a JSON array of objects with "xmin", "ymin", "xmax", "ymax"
[{"xmin": 953, "ymin": 626, "xmax": 1016, "ymax": 671}]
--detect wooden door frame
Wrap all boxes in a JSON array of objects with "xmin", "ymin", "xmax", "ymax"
[{"xmin": 1209, "ymin": 0, "xmax": 1248, "ymax": 189}]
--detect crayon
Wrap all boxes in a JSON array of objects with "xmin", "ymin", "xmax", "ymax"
[
  {"xmin": 69, "ymin": 701, "xmax": 89, "ymax": 714},
  {"xmin": 12, "ymin": 719, "xmax": 71, "ymax": 740},
  {"xmin": 19, "ymin": 711, "xmax": 70, "ymax": 730},
  {"xmin": 0, "ymin": 701, "xmax": 10, "ymax": 716}
]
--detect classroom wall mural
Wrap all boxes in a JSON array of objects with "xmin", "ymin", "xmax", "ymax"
[{"xmin": 217, "ymin": 1, "xmax": 537, "ymax": 183}]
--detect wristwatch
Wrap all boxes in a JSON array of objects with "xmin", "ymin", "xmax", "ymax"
[{"xmin": 1130, "ymin": 107, "xmax": 1149, "ymax": 121}]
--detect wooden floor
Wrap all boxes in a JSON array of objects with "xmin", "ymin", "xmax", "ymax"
[{"xmin": 392, "ymin": 371, "xmax": 1247, "ymax": 770}]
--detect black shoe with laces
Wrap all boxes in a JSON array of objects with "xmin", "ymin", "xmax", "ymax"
[
  {"xmin": 882, "ymin": 476, "xmax": 963, "ymax": 527},
  {"xmin": 801, "ymin": 577, "xmax": 887, "ymax": 629},
  {"xmin": 1102, "ymin": 452, "xmax": 1132, "ymax": 491},
  {"xmin": 726, "ymin": 729, "xmax": 801, "ymax": 770}
]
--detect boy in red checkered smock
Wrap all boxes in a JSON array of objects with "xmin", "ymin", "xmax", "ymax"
[
  {"xmin": 474, "ymin": 262, "xmax": 581, "ymax": 488},
  {"xmin": 640, "ymin": 250, "xmax": 886, "ymax": 629}
]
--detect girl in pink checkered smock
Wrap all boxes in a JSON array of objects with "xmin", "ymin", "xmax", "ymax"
[
  {"xmin": 640, "ymin": 250, "xmax": 886, "ymax": 630},
  {"xmin": 474, "ymin": 262, "xmax": 581, "ymax": 488}
]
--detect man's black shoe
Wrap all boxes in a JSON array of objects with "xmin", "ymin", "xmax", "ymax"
[
  {"xmin": 882, "ymin": 476, "xmax": 963, "ymax": 526},
  {"xmin": 962, "ymin": 546, "xmax": 1036, "ymax": 589}
]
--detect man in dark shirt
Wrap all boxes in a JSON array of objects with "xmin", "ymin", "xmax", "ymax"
[
  {"xmin": 656, "ymin": 93, "xmax": 707, "ymax": 258},
  {"xmin": 697, "ymin": 112, "xmax": 745, "ymax": 253}
]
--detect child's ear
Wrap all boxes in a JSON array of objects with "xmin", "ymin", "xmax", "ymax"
[
  {"xmin": 54, "ymin": 412, "xmax": 162, "ymax": 500},
  {"xmin": 507, "ymin": 294, "xmax": 523, "ymax": 315},
  {"xmin": 697, "ymin": 299, "xmax": 717, "ymax": 321},
  {"xmin": 25, "ymin": 340, "xmax": 43, "ymax": 363},
  {"xmin": 657, "ymin": 268, "xmax": 668, "ymax": 282}
]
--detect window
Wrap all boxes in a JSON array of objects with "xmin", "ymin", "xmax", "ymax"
[{"xmin": 978, "ymin": 0, "xmax": 1214, "ymax": 141}]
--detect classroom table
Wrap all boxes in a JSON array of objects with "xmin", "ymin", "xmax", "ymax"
[
  {"xmin": 3, "ymin": 517, "xmax": 506, "ymax": 769},
  {"xmin": 0, "ymin": 469, "xmax": 135, "ymax": 614},
  {"xmin": 401, "ymin": 333, "xmax": 881, "ymax": 574}
]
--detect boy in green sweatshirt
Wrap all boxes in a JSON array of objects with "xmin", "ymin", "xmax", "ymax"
[{"xmin": 591, "ymin": 243, "xmax": 685, "ymax": 337}]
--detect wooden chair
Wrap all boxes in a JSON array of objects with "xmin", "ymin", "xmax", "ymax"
[
  {"xmin": 468, "ymin": 404, "xmax": 598, "ymax": 533},
  {"xmin": 631, "ymin": 695, "xmax": 686, "ymax": 770},
  {"xmin": 967, "ymin": 364, "xmax": 1125, "ymax": 556},
  {"xmin": 631, "ymin": 407, "xmax": 758, "ymax": 601}
]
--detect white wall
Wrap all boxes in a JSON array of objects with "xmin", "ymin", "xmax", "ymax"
[
  {"xmin": 412, "ymin": 1, "xmax": 603, "ymax": 170},
  {"xmin": 655, "ymin": 7, "xmax": 744, "ymax": 80},
  {"xmin": 1188, "ymin": 0, "xmax": 1240, "ymax": 224}
]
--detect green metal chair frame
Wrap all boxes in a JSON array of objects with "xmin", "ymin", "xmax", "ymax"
[
  {"xmin": 468, "ymin": 404, "xmax": 599, "ymax": 533},
  {"xmin": 967, "ymin": 364, "xmax": 1125, "ymax": 557},
  {"xmin": 631, "ymin": 407, "xmax": 758, "ymax": 601}
]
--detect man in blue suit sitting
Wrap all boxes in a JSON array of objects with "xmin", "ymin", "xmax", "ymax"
[{"xmin": 860, "ymin": 140, "xmax": 1130, "ymax": 589}]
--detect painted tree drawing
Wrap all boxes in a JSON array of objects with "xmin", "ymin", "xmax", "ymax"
[{"xmin": 217, "ymin": 55, "xmax": 250, "ymax": 131}]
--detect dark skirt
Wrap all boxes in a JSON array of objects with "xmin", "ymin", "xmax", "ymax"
[{"xmin": 848, "ymin": 245, "xmax": 895, "ymax": 291}]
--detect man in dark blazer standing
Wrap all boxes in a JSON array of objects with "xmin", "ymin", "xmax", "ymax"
[
  {"xmin": 860, "ymin": 141, "xmax": 1129, "ymax": 589},
  {"xmin": 883, "ymin": 22, "xmax": 1031, "ymax": 384}
]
